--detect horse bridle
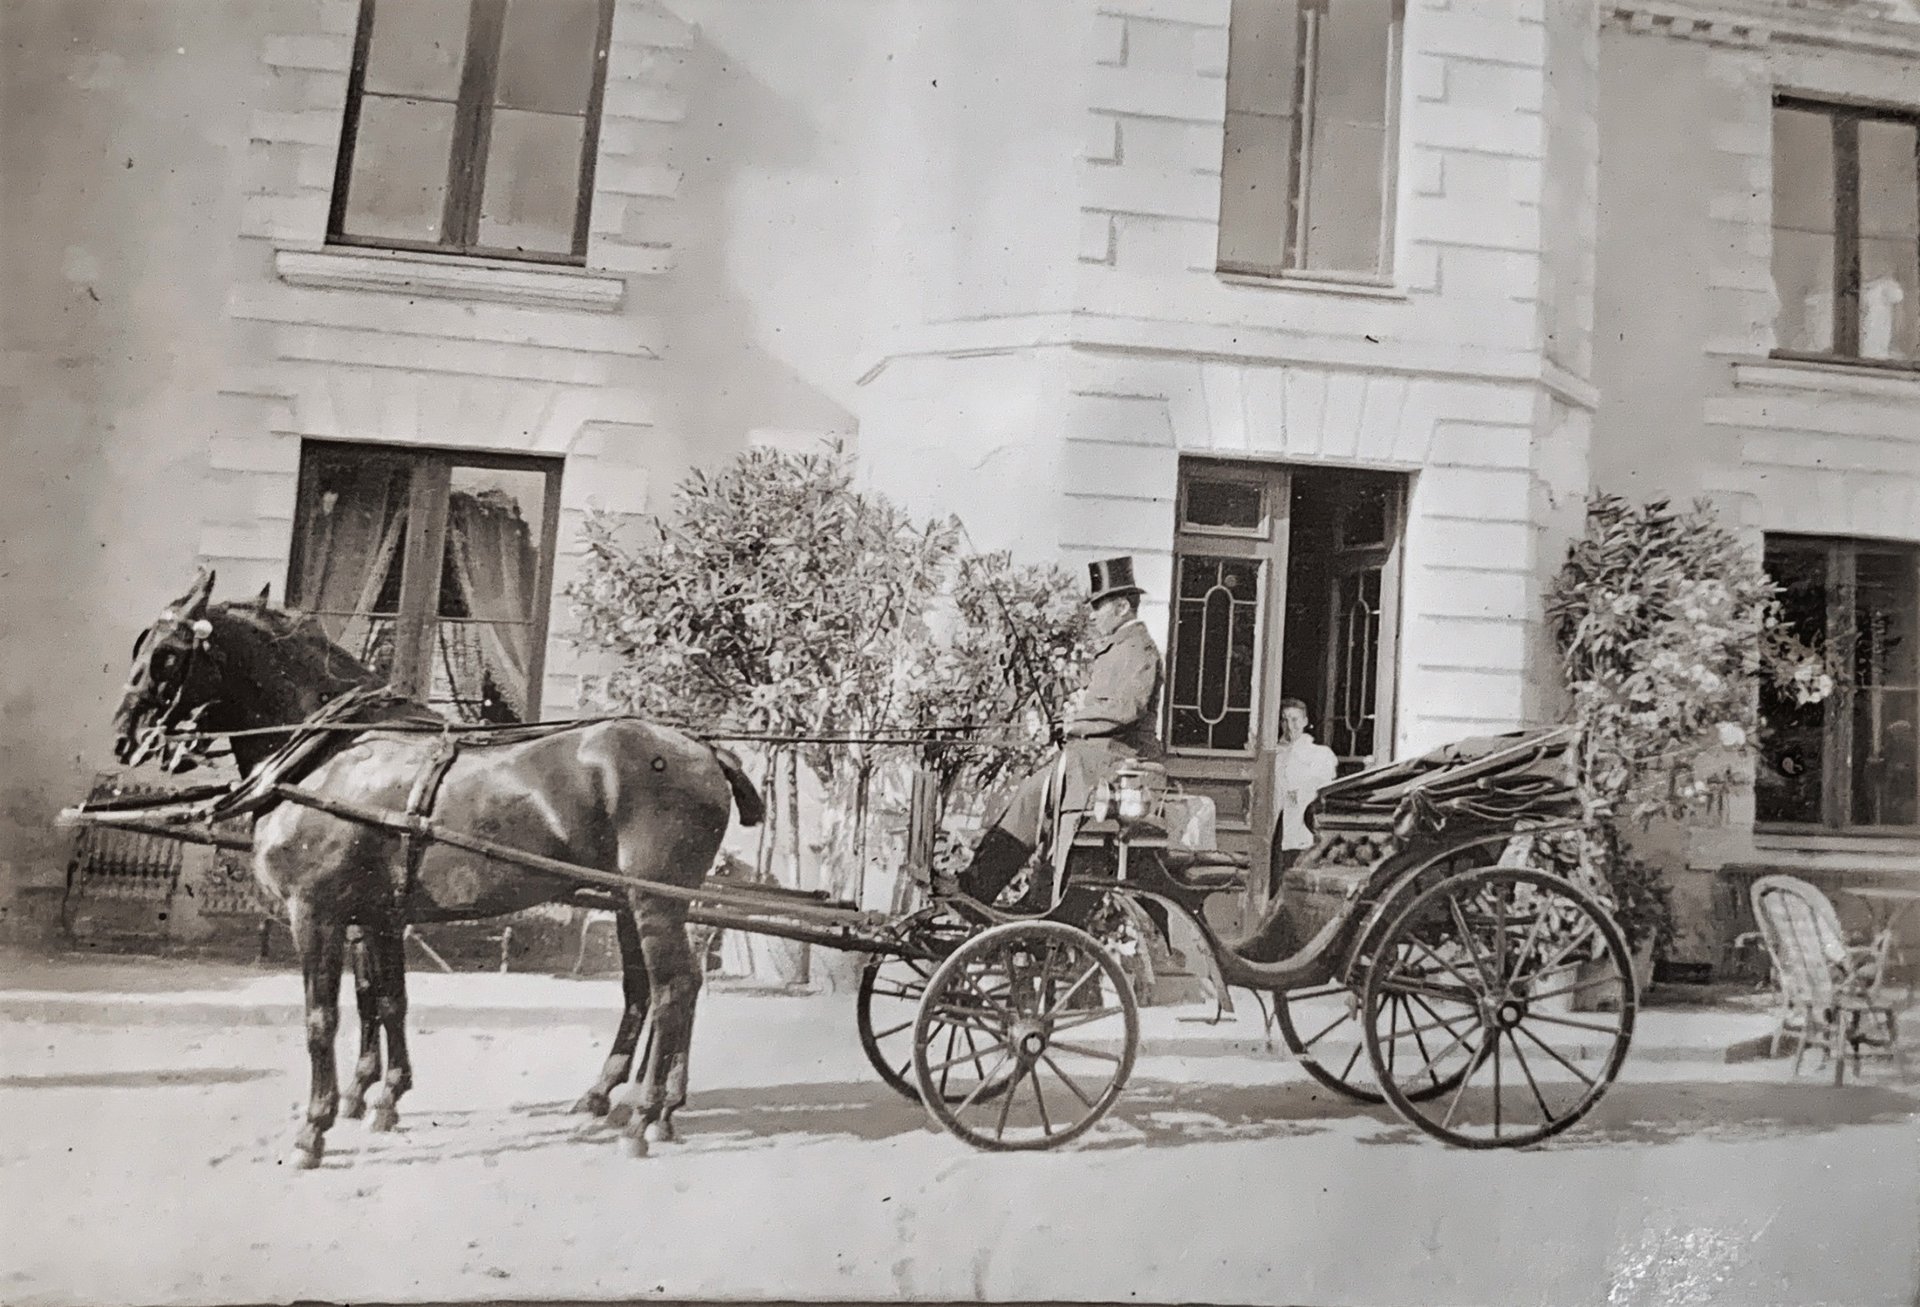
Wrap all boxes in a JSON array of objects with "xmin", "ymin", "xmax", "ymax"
[{"xmin": 124, "ymin": 612, "xmax": 225, "ymax": 771}]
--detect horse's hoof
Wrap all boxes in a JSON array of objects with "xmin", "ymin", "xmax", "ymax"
[
  {"xmin": 644, "ymin": 1119, "xmax": 675, "ymax": 1145},
  {"xmin": 606, "ymin": 1102, "xmax": 634, "ymax": 1130},
  {"xmin": 370, "ymin": 1105, "xmax": 399, "ymax": 1134},
  {"xmin": 572, "ymin": 1091, "xmax": 611, "ymax": 1118},
  {"xmin": 286, "ymin": 1145, "xmax": 323, "ymax": 1170},
  {"xmin": 623, "ymin": 1131, "xmax": 649, "ymax": 1159}
]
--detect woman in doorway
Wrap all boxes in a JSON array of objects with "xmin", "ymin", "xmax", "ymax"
[{"xmin": 1271, "ymin": 698, "xmax": 1339, "ymax": 899}]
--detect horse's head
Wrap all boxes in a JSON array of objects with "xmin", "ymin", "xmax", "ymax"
[{"xmin": 111, "ymin": 569, "xmax": 235, "ymax": 773}]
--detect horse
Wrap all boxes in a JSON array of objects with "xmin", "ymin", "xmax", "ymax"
[{"xmin": 109, "ymin": 570, "xmax": 764, "ymax": 1167}]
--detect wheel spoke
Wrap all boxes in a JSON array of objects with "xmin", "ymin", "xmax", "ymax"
[
  {"xmin": 872, "ymin": 1016, "xmax": 915, "ymax": 1041},
  {"xmin": 1028, "ymin": 1065, "xmax": 1053, "ymax": 1136},
  {"xmin": 993, "ymin": 1068, "xmax": 1018, "ymax": 1139},
  {"xmin": 1041, "ymin": 962, "xmax": 1103, "ymax": 1019},
  {"xmin": 1515, "ymin": 1021, "xmax": 1598, "ymax": 1088},
  {"xmin": 1040, "ymin": 1051, "xmax": 1097, "ymax": 1109},
  {"xmin": 938, "ymin": 1023, "xmax": 959, "ymax": 1100},
  {"xmin": 1402, "ymin": 936, "xmax": 1488, "ymax": 1000},
  {"xmin": 925, "ymin": 1039, "xmax": 1013, "ymax": 1075},
  {"xmin": 869, "ymin": 983, "xmax": 923, "ymax": 1001},
  {"xmin": 1525, "ymin": 1011, "xmax": 1626, "ymax": 1037},
  {"xmin": 1047, "ymin": 1005, "xmax": 1128, "ymax": 1034},
  {"xmin": 1505, "ymin": 1027, "xmax": 1554, "ymax": 1125},
  {"xmin": 1049, "ymin": 1038, "xmax": 1122, "ymax": 1062},
  {"xmin": 1447, "ymin": 895, "xmax": 1497, "ymax": 988},
  {"xmin": 1439, "ymin": 1035, "xmax": 1493, "ymax": 1130},
  {"xmin": 1300, "ymin": 1006, "xmax": 1357, "ymax": 1051},
  {"xmin": 954, "ymin": 1050, "xmax": 1014, "ymax": 1114}
]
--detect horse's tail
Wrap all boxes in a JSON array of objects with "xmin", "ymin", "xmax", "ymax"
[{"xmin": 710, "ymin": 746, "xmax": 766, "ymax": 827}]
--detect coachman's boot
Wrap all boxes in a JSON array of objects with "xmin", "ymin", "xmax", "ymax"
[{"xmin": 954, "ymin": 827, "xmax": 1035, "ymax": 904}]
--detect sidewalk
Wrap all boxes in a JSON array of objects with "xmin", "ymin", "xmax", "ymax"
[{"xmin": 0, "ymin": 948, "xmax": 1790, "ymax": 1063}]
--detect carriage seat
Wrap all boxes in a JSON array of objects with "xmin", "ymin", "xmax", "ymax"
[{"xmin": 1159, "ymin": 848, "xmax": 1249, "ymax": 893}]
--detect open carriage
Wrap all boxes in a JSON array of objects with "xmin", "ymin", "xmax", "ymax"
[
  {"xmin": 68, "ymin": 572, "xmax": 1633, "ymax": 1159},
  {"xmin": 853, "ymin": 723, "xmax": 1636, "ymax": 1150}
]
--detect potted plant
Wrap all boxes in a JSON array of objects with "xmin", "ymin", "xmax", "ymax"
[{"xmin": 1546, "ymin": 494, "xmax": 1833, "ymax": 995}]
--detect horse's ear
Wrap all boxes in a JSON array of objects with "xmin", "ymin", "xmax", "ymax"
[
  {"xmin": 256, "ymin": 582, "xmax": 272, "ymax": 605},
  {"xmin": 176, "ymin": 568, "xmax": 215, "ymax": 619}
]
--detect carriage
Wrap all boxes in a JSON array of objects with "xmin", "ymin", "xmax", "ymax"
[{"xmin": 69, "ymin": 686, "xmax": 1635, "ymax": 1154}]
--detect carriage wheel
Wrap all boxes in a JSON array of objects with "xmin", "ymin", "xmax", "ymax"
[
  {"xmin": 1274, "ymin": 979, "xmax": 1466, "ymax": 1105},
  {"xmin": 856, "ymin": 907, "xmax": 986, "ymax": 1103},
  {"xmin": 1361, "ymin": 865, "xmax": 1635, "ymax": 1149},
  {"xmin": 913, "ymin": 920, "xmax": 1139, "ymax": 1151}
]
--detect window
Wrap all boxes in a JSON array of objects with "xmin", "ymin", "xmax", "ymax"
[
  {"xmin": 329, "ymin": 0, "xmax": 614, "ymax": 264},
  {"xmin": 1758, "ymin": 536, "xmax": 1919, "ymax": 831},
  {"xmin": 1218, "ymin": 0, "xmax": 1403, "ymax": 280},
  {"xmin": 1771, "ymin": 98, "xmax": 1920, "ymax": 365},
  {"xmin": 287, "ymin": 442, "xmax": 563, "ymax": 722}
]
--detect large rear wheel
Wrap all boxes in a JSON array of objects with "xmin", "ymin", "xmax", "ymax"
[
  {"xmin": 1361, "ymin": 865, "xmax": 1635, "ymax": 1148},
  {"xmin": 912, "ymin": 920, "xmax": 1139, "ymax": 1151}
]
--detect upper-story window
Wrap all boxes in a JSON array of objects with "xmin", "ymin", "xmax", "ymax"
[
  {"xmin": 329, "ymin": 0, "xmax": 614, "ymax": 265},
  {"xmin": 1218, "ymin": 0, "xmax": 1403, "ymax": 282},
  {"xmin": 1772, "ymin": 97, "xmax": 1919, "ymax": 367}
]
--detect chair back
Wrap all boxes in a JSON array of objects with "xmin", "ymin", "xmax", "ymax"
[{"xmin": 1749, "ymin": 874, "xmax": 1851, "ymax": 1008}]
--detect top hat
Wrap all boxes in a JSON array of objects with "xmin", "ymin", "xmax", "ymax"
[{"xmin": 1087, "ymin": 556, "xmax": 1145, "ymax": 606}]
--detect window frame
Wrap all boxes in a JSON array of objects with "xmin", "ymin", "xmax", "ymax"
[
  {"xmin": 1757, "ymin": 533, "xmax": 1920, "ymax": 837},
  {"xmin": 1770, "ymin": 93, "xmax": 1920, "ymax": 372},
  {"xmin": 285, "ymin": 440, "xmax": 565, "ymax": 720},
  {"xmin": 327, "ymin": 0, "xmax": 615, "ymax": 267},
  {"xmin": 1216, "ymin": 0, "xmax": 1406, "ymax": 285}
]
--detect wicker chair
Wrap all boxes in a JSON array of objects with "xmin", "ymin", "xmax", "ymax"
[{"xmin": 1747, "ymin": 875, "xmax": 1902, "ymax": 1085}]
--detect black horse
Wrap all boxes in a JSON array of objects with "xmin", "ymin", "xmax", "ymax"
[{"xmin": 110, "ymin": 571, "xmax": 763, "ymax": 1167}]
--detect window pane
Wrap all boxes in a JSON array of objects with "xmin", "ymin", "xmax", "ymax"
[
  {"xmin": 1757, "ymin": 543, "xmax": 1830, "ymax": 824},
  {"xmin": 496, "ymin": 0, "xmax": 602, "ymax": 115},
  {"xmin": 362, "ymin": 0, "xmax": 471, "ymax": 101},
  {"xmin": 1772, "ymin": 229, "xmax": 1835, "ymax": 353},
  {"xmin": 290, "ymin": 454, "xmax": 412, "ymax": 668},
  {"xmin": 434, "ymin": 465, "xmax": 551, "ymax": 722},
  {"xmin": 1226, "ymin": 0, "xmax": 1300, "ymax": 116},
  {"xmin": 342, "ymin": 96, "xmax": 457, "ymax": 242},
  {"xmin": 1185, "ymin": 479, "xmax": 1265, "ymax": 531},
  {"xmin": 1859, "ymin": 239, "xmax": 1916, "ymax": 360},
  {"xmin": 1773, "ymin": 107, "xmax": 1836, "ymax": 353},
  {"xmin": 1219, "ymin": 0, "xmax": 1299, "ymax": 271},
  {"xmin": 477, "ymin": 108, "xmax": 585, "ymax": 254},
  {"xmin": 1853, "ymin": 690, "xmax": 1919, "ymax": 826},
  {"xmin": 1302, "ymin": 0, "xmax": 1391, "ymax": 270},
  {"xmin": 1773, "ymin": 107, "xmax": 1835, "ymax": 234},
  {"xmin": 1858, "ymin": 119, "xmax": 1918, "ymax": 241},
  {"xmin": 1169, "ymin": 556, "xmax": 1262, "ymax": 753},
  {"xmin": 1220, "ymin": 110, "xmax": 1295, "ymax": 271},
  {"xmin": 1302, "ymin": 0, "xmax": 1393, "ymax": 274},
  {"xmin": 1852, "ymin": 549, "xmax": 1919, "ymax": 823}
]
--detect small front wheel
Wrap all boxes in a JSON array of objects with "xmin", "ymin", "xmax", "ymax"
[{"xmin": 913, "ymin": 920, "xmax": 1139, "ymax": 1151}]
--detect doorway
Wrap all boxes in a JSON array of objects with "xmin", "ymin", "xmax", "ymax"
[{"xmin": 1163, "ymin": 459, "xmax": 1407, "ymax": 921}]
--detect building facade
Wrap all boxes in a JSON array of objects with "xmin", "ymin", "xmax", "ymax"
[{"xmin": 3, "ymin": 0, "xmax": 1916, "ymax": 964}]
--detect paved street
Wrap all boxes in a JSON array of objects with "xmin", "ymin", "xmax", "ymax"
[{"xmin": 2, "ymin": 952, "xmax": 1916, "ymax": 1306}]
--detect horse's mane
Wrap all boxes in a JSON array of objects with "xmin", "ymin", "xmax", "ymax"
[{"xmin": 211, "ymin": 596, "xmax": 383, "ymax": 697}]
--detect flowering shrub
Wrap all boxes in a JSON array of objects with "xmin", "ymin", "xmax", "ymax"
[
  {"xmin": 1546, "ymin": 493, "xmax": 1833, "ymax": 951},
  {"xmin": 565, "ymin": 443, "xmax": 1088, "ymax": 911}
]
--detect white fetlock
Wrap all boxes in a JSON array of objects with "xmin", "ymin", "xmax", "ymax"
[{"xmin": 643, "ymin": 1118, "xmax": 673, "ymax": 1145}]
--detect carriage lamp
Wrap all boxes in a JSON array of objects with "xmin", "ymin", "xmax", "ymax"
[
  {"xmin": 1114, "ymin": 769, "xmax": 1149, "ymax": 822},
  {"xmin": 1089, "ymin": 781, "xmax": 1114, "ymax": 824}
]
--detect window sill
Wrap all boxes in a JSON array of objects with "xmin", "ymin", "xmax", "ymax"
[
  {"xmin": 1738, "ymin": 829, "xmax": 1920, "ymax": 875},
  {"xmin": 275, "ymin": 246, "xmax": 626, "ymax": 313},
  {"xmin": 1215, "ymin": 269, "xmax": 1408, "ymax": 302},
  {"xmin": 1725, "ymin": 354, "xmax": 1920, "ymax": 401}
]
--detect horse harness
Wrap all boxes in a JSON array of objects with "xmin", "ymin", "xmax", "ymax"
[{"xmin": 394, "ymin": 730, "xmax": 464, "ymax": 912}]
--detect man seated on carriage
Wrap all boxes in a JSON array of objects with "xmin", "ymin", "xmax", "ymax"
[{"xmin": 937, "ymin": 556, "xmax": 1165, "ymax": 905}]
